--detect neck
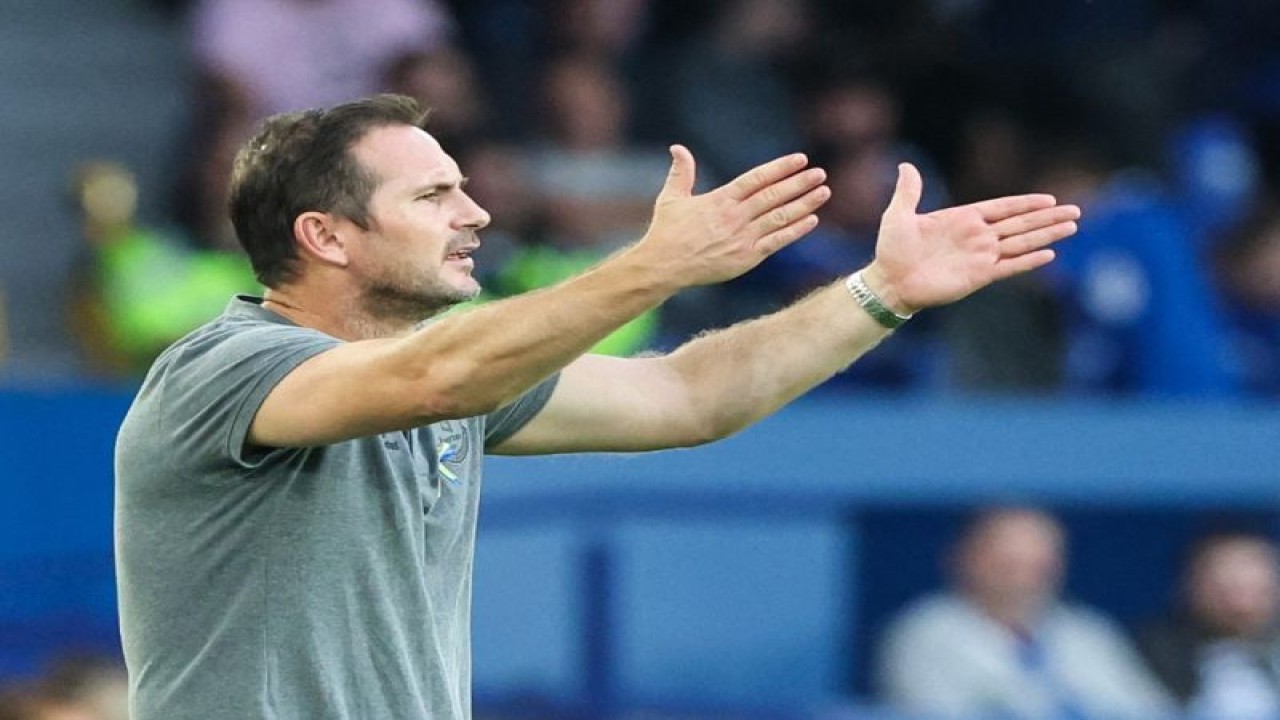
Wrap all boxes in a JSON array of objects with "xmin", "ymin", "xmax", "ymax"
[
  {"xmin": 968, "ymin": 593, "xmax": 1044, "ymax": 632},
  {"xmin": 261, "ymin": 286, "xmax": 422, "ymax": 341}
]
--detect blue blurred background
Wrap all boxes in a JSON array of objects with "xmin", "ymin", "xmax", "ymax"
[{"xmin": 3, "ymin": 0, "xmax": 1280, "ymax": 718}]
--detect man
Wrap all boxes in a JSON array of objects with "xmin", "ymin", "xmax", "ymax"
[
  {"xmin": 878, "ymin": 508, "xmax": 1173, "ymax": 719},
  {"xmin": 115, "ymin": 94, "xmax": 1079, "ymax": 719},
  {"xmin": 1138, "ymin": 531, "xmax": 1280, "ymax": 718}
]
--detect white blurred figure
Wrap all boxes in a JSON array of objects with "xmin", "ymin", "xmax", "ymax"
[{"xmin": 878, "ymin": 508, "xmax": 1173, "ymax": 719}]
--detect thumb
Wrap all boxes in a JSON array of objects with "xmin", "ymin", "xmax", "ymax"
[
  {"xmin": 885, "ymin": 162, "xmax": 923, "ymax": 217},
  {"xmin": 658, "ymin": 144, "xmax": 696, "ymax": 200}
]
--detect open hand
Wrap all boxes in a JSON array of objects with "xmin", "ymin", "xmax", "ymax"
[
  {"xmin": 865, "ymin": 163, "xmax": 1080, "ymax": 314},
  {"xmin": 635, "ymin": 145, "xmax": 831, "ymax": 287}
]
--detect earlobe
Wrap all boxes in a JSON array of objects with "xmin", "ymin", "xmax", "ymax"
[{"xmin": 293, "ymin": 211, "xmax": 350, "ymax": 268}]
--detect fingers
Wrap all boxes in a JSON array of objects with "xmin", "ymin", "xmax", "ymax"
[
  {"xmin": 884, "ymin": 162, "xmax": 923, "ymax": 216},
  {"xmin": 969, "ymin": 193, "xmax": 1058, "ymax": 222},
  {"xmin": 992, "ymin": 249, "xmax": 1057, "ymax": 282},
  {"xmin": 746, "ymin": 184, "xmax": 831, "ymax": 239},
  {"xmin": 754, "ymin": 214, "xmax": 821, "ymax": 257},
  {"xmin": 724, "ymin": 153, "xmax": 810, "ymax": 201},
  {"xmin": 742, "ymin": 167, "xmax": 828, "ymax": 221},
  {"xmin": 999, "ymin": 219, "xmax": 1080, "ymax": 257},
  {"xmin": 991, "ymin": 204, "xmax": 1081, "ymax": 239},
  {"xmin": 658, "ymin": 144, "xmax": 697, "ymax": 200}
]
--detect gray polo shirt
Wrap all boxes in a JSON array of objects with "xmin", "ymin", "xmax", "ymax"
[{"xmin": 115, "ymin": 297, "xmax": 557, "ymax": 720}]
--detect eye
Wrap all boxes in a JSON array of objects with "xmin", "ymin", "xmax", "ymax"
[{"xmin": 416, "ymin": 191, "xmax": 441, "ymax": 203}]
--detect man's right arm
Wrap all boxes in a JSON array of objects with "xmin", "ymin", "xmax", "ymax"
[{"xmin": 247, "ymin": 146, "xmax": 830, "ymax": 448}]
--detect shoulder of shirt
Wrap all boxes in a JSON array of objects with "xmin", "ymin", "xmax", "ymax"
[
  {"xmin": 888, "ymin": 592, "xmax": 971, "ymax": 630},
  {"xmin": 147, "ymin": 298, "xmax": 335, "ymax": 376}
]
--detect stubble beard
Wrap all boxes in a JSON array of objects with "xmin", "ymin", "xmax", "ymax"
[{"xmin": 358, "ymin": 266, "xmax": 481, "ymax": 330}]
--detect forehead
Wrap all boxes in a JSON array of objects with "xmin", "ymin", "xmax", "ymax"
[
  {"xmin": 1200, "ymin": 540, "xmax": 1277, "ymax": 571},
  {"xmin": 351, "ymin": 124, "xmax": 461, "ymax": 189},
  {"xmin": 972, "ymin": 513, "xmax": 1062, "ymax": 551}
]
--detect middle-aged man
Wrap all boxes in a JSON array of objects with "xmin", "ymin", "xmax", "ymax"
[
  {"xmin": 878, "ymin": 508, "xmax": 1174, "ymax": 719},
  {"xmin": 116, "ymin": 94, "xmax": 1080, "ymax": 720}
]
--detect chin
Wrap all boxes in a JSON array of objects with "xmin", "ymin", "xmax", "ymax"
[{"xmin": 448, "ymin": 280, "xmax": 482, "ymax": 302}]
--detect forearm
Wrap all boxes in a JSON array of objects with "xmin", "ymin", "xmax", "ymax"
[
  {"xmin": 664, "ymin": 271, "xmax": 893, "ymax": 439},
  {"xmin": 392, "ymin": 244, "xmax": 679, "ymax": 417}
]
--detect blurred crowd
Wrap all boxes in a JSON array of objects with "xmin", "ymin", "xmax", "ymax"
[
  {"xmin": 57, "ymin": 0, "xmax": 1280, "ymax": 397},
  {"xmin": 873, "ymin": 508, "xmax": 1280, "ymax": 720},
  {"xmin": 15, "ymin": 508, "xmax": 1280, "ymax": 720}
]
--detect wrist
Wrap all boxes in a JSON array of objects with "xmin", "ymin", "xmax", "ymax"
[
  {"xmin": 859, "ymin": 262, "xmax": 917, "ymax": 317},
  {"xmin": 846, "ymin": 265, "xmax": 914, "ymax": 329},
  {"xmin": 612, "ymin": 241, "xmax": 686, "ymax": 297}
]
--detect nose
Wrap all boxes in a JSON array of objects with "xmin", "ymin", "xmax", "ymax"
[{"xmin": 457, "ymin": 190, "xmax": 491, "ymax": 230}]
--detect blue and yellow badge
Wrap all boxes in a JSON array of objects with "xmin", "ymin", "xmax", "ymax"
[{"xmin": 434, "ymin": 421, "xmax": 471, "ymax": 486}]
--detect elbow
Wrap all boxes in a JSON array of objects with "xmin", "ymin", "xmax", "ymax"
[
  {"xmin": 664, "ymin": 374, "xmax": 745, "ymax": 448},
  {"xmin": 410, "ymin": 359, "xmax": 506, "ymax": 422},
  {"xmin": 416, "ymin": 391, "xmax": 498, "ymax": 424},
  {"xmin": 671, "ymin": 429, "xmax": 718, "ymax": 449},
  {"xmin": 676, "ymin": 409, "xmax": 741, "ymax": 448}
]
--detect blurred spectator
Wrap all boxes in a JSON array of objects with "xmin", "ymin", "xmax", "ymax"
[
  {"xmin": 449, "ymin": 0, "xmax": 653, "ymax": 142},
  {"xmin": 939, "ymin": 107, "xmax": 1066, "ymax": 393},
  {"xmin": 747, "ymin": 69, "xmax": 949, "ymax": 389},
  {"xmin": 1215, "ymin": 200, "xmax": 1280, "ymax": 396},
  {"xmin": 189, "ymin": 0, "xmax": 451, "ymax": 119},
  {"xmin": 877, "ymin": 507, "xmax": 1173, "ymax": 719},
  {"xmin": 1137, "ymin": 531, "xmax": 1280, "ymax": 719},
  {"xmin": 385, "ymin": 45, "xmax": 491, "ymax": 157},
  {"xmin": 0, "ymin": 689, "xmax": 35, "ymax": 720},
  {"xmin": 542, "ymin": 0, "xmax": 663, "ymax": 145},
  {"xmin": 66, "ymin": 161, "xmax": 258, "ymax": 377},
  {"xmin": 0, "ymin": 687, "xmax": 95, "ymax": 720},
  {"xmin": 35, "ymin": 655, "xmax": 127, "ymax": 720},
  {"xmin": 526, "ymin": 53, "xmax": 665, "ymax": 250},
  {"xmin": 760, "ymin": 150, "xmax": 887, "ymax": 300},
  {"xmin": 1037, "ymin": 135, "xmax": 1243, "ymax": 397},
  {"xmin": 491, "ymin": 53, "xmax": 668, "ymax": 356},
  {"xmin": 801, "ymin": 68, "xmax": 950, "ymax": 211},
  {"xmin": 1178, "ymin": 0, "xmax": 1280, "ymax": 179},
  {"xmin": 544, "ymin": 0, "xmax": 652, "ymax": 61},
  {"xmin": 756, "ymin": 149, "xmax": 939, "ymax": 390},
  {"xmin": 443, "ymin": 0, "xmax": 539, "ymax": 141},
  {"xmin": 946, "ymin": 0, "xmax": 1189, "ymax": 168},
  {"xmin": 1168, "ymin": 113, "xmax": 1264, "ymax": 245},
  {"xmin": 948, "ymin": 105, "xmax": 1038, "ymax": 206},
  {"xmin": 176, "ymin": 0, "xmax": 453, "ymax": 248},
  {"xmin": 660, "ymin": 0, "xmax": 808, "ymax": 183}
]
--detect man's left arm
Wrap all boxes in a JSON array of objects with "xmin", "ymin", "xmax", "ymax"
[{"xmin": 491, "ymin": 163, "xmax": 1080, "ymax": 455}]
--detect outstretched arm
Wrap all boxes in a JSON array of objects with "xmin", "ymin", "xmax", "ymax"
[
  {"xmin": 492, "ymin": 163, "xmax": 1079, "ymax": 454},
  {"xmin": 250, "ymin": 147, "xmax": 830, "ymax": 447}
]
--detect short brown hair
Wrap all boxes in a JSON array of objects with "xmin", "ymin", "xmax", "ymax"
[{"xmin": 228, "ymin": 94, "xmax": 428, "ymax": 287}]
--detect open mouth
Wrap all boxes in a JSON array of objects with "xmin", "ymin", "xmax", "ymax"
[{"xmin": 445, "ymin": 248, "xmax": 473, "ymax": 261}]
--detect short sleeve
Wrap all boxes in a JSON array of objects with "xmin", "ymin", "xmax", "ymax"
[
  {"xmin": 158, "ymin": 320, "xmax": 340, "ymax": 476},
  {"xmin": 483, "ymin": 374, "xmax": 560, "ymax": 449}
]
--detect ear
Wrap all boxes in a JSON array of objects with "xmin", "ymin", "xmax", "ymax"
[{"xmin": 293, "ymin": 211, "xmax": 351, "ymax": 269}]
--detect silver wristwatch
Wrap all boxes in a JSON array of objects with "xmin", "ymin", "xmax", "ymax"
[{"xmin": 845, "ymin": 270, "xmax": 913, "ymax": 329}]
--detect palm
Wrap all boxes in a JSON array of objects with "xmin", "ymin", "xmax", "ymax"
[{"xmin": 873, "ymin": 163, "xmax": 1079, "ymax": 313}]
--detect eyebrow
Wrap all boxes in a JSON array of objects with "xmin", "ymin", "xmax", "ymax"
[{"xmin": 411, "ymin": 177, "xmax": 469, "ymax": 196}]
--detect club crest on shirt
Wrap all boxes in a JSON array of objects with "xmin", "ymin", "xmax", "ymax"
[{"xmin": 434, "ymin": 421, "xmax": 470, "ymax": 486}]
